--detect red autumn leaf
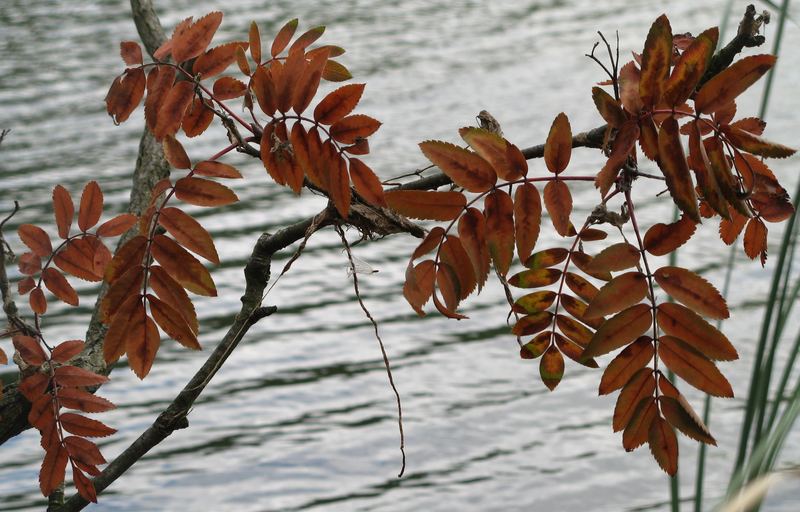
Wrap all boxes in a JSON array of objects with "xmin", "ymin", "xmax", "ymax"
[
  {"xmin": 39, "ymin": 442, "xmax": 68, "ymax": 497},
  {"xmin": 330, "ymin": 114, "xmax": 381, "ymax": 144},
  {"xmin": 54, "ymin": 238, "xmax": 102, "ymax": 282},
  {"xmin": 586, "ymin": 243, "xmax": 641, "ymax": 273},
  {"xmin": 592, "ymin": 87, "xmax": 626, "ymax": 128},
  {"xmin": 103, "ymin": 295, "xmax": 142, "ymax": 363},
  {"xmin": 50, "ymin": 340, "xmax": 85, "ymax": 364},
  {"xmin": 512, "ymin": 311, "xmax": 554, "ymax": 337},
  {"xmin": 658, "ymin": 336, "xmax": 733, "ymax": 397},
  {"xmin": 328, "ymin": 153, "xmax": 351, "ymax": 218},
  {"xmin": 18, "ymin": 276, "xmax": 36, "ymax": 295},
  {"xmin": 126, "ymin": 305, "xmax": 161, "ymax": 379},
  {"xmin": 213, "ymin": 76, "xmax": 247, "ymax": 101},
  {"xmin": 596, "ymin": 119, "xmax": 639, "ymax": 195},
  {"xmin": 638, "ymin": 117, "xmax": 659, "ymax": 161},
  {"xmin": 584, "ymin": 272, "xmax": 649, "ymax": 319},
  {"xmin": 440, "ymin": 236, "xmax": 476, "ymax": 300},
  {"xmin": 193, "ymin": 161, "xmax": 242, "ymax": 179},
  {"xmin": 659, "ymin": 395, "xmax": 716, "ymax": 445},
  {"xmin": 53, "ymin": 365, "xmax": 109, "ymax": 387},
  {"xmin": 521, "ymin": 331, "xmax": 550, "ymax": 359},
  {"xmin": 149, "ymin": 266, "xmax": 199, "ymax": 334},
  {"xmin": 385, "ymin": 190, "xmax": 465, "ymax": 221},
  {"xmin": 643, "ymin": 214, "xmax": 697, "ymax": 256},
  {"xmin": 154, "ymin": 81, "xmax": 195, "ymax": 139},
  {"xmin": 147, "ymin": 294, "xmax": 201, "ymax": 350},
  {"xmin": 459, "ymin": 127, "xmax": 524, "ymax": 181},
  {"xmin": 96, "ymin": 213, "xmax": 138, "ymax": 238},
  {"xmin": 349, "ymin": 158, "xmax": 386, "ymax": 207},
  {"xmin": 153, "ymin": 17, "xmax": 192, "ymax": 60},
  {"xmin": 419, "ymin": 140, "xmax": 496, "ymax": 192},
  {"xmin": 695, "ymin": 54, "xmax": 776, "ymax": 114},
  {"xmin": 171, "ymin": 11, "xmax": 223, "ymax": 63},
  {"xmin": 290, "ymin": 25, "xmax": 326, "ymax": 54},
  {"xmin": 52, "ymin": 185, "xmax": 74, "ymax": 239},
  {"xmin": 656, "ymin": 303, "xmax": 737, "ymax": 361},
  {"xmin": 662, "ymin": 27, "xmax": 718, "ymax": 106},
  {"xmin": 658, "ymin": 117, "xmax": 700, "ymax": 222},
  {"xmin": 151, "ymin": 234, "xmax": 217, "ymax": 296},
  {"xmin": 158, "ymin": 207, "xmax": 219, "ymax": 264},
  {"xmin": 613, "ymin": 367, "xmax": 656, "ymax": 431},
  {"xmin": 144, "ymin": 65, "xmax": 176, "ymax": 132},
  {"xmin": 564, "ymin": 272, "xmax": 599, "ymax": 303},
  {"xmin": 162, "ymin": 135, "xmax": 191, "ymax": 169},
  {"xmin": 721, "ymin": 125, "xmax": 796, "ymax": 159},
  {"xmin": 60, "ymin": 412, "xmax": 117, "ymax": 437},
  {"xmin": 182, "ymin": 97, "xmax": 214, "ymax": 138},
  {"xmin": 19, "ymin": 373, "xmax": 49, "ymax": 401},
  {"xmin": 104, "ymin": 235, "xmax": 147, "ymax": 283},
  {"xmin": 649, "ymin": 416, "xmax": 679, "ymax": 475},
  {"xmin": 248, "ymin": 21, "xmax": 262, "ymax": 63},
  {"xmin": 719, "ymin": 210, "xmax": 748, "ymax": 245},
  {"xmin": 653, "ymin": 266, "xmax": 729, "ymax": 319},
  {"xmin": 436, "ymin": 262, "xmax": 461, "ymax": 313},
  {"xmin": 484, "ymin": 189, "xmax": 515, "ymax": 276},
  {"xmin": 193, "ymin": 41, "xmax": 248, "ymax": 78},
  {"xmin": 105, "ymin": 68, "xmax": 146, "ymax": 124},
  {"xmin": 556, "ymin": 314, "xmax": 595, "ymax": 348},
  {"xmin": 542, "ymin": 181, "xmax": 574, "ymax": 239},
  {"xmin": 275, "ymin": 48, "xmax": 306, "ymax": 114},
  {"xmin": 120, "ymin": 41, "xmax": 143, "ymax": 66},
  {"xmin": 599, "ymin": 336, "xmax": 655, "ymax": 395},
  {"xmin": 457, "ymin": 209, "xmax": 490, "ymax": 292},
  {"xmin": 314, "ymin": 83, "xmax": 365, "ymax": 125},
  {"xmin": 292, "ymin": 47, "xmax": 329, "ymax": 114},
  {"xmin": 540, "ymin": 346, "xmax": 565, "ymax": 391},
  {"xmin": 18, "ymin": 252, "xmax": 41, "ymax": 275},
  {"xmin": 72, "ymin": 466, "xmax": 98, "ymax": 503},
  {"xmin": 13, "ymin": 335, "xmax": 48, "ymax": 366},
  {"xmin": 403, "ymin": 260, "xmax": 436, "ymax": 316},
  {"xmin": 64, "ymin": 436, "xmax": 107, "ymax": 466},
  {"xmin": 583, "ymin": 303, "xmax": 652, "ymax": 359},
  {"xmin": 412, "ymin": 227, "xmax": 445, "ymax": 260},
  {"xmin": 18, "ymin": 224, "xmax": 52, "ymax": 257},
  {"xmin": 639, "ymin": 15, "xmax": 672, "ymax": 107},
  {"xmin": 623, "ymin": 396, "xmax": 658, "ymax": 451},
  {"xmin": 514, "ymin": 183, "xmax": 542, "ymax": 264},
  {"xmin": 174, "ymin": 176, "xmax": 238, "ymax": 207},
  {"xmin": 42, "ymin": 268, "xmax": 78, "ymax": 307},
  {"xmin": 619, "ymin": 60, "xmax": 643, "ymax": 114},
  {"xmin": 544, "ymin": 112, "xmax": 572, "ymax": 174},
  {"xmin": 743, "ymin": 217, "xmax": 768, "ymax": 265},
  {"xmin": 30, "ymin": 288, "xmax": 47, "ymax": 314},
  {"xmin": 252, "ymin": 66, "xmax": 277, "ymax": 116},
  {"xmin": 57, "ymin": 388, "xmax": 116, "ymax": 413},
  {"xmin": 730, "ymin": 116, "xmax": 766, "ymax": 135}
]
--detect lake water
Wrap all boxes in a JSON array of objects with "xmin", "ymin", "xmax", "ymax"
[{"xmin": 1, "ymin": 0, "xmax": 799, "ymax": 510}]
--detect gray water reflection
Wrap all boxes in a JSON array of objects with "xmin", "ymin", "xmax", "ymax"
[{"xmin": 1, "ymin": 0, "xmax": 799, "ymax": 510}]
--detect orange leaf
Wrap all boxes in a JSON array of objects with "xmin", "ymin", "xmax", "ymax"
[
  {"xmin": 639, "ymin": 15, "xmax": 672, "ymax": 107},
  {"xmin": 596, "ymin": 119, "xmax": 639, "ymax": 195},
  {"xmin": 151, "ymin": 234, "xmax": 216, "ymax": 296},
  {"xmin": 458, "ymin": 209, "xmax": 490, "ymax": 291},
  {"xmin": 561, "ymin": 293, "xmax": 603, "ymax": 328},
  {"xmin": 158, "ymin": 207, "xmax": 219, "ymax": 264},
  {"xmin": 721, "ymin": 125, "xmax": 796, "ymax": 159},
  {"xmin": 18, "ymin": 276, "xmax": 36, "ymax": 295},
  {"xmin": 659, "ymin": 395, "xmax": 716, "ymax": 445},
  {"xmin": 101, "ymin": 266, "xmax": 144, "ymax": 324},
  {"xmin": 147, "ymin": 294, "xmax": 201, "ymax": 350},
  {"xmin": 385, "ymin": 190, "xmax": 465, "ymax": 221},
  {"xmin": 18, "ymin": 224, "xmax": 52, "ymax": 257},
  {"xmin": 403, "ymin": 260, "xmax": 436, "ymax": 316},
  {"xmin": 273, "ymin": 18, "xmax": 300, "ymax": 56},
  {"xmin": 42, "ymin": 268, "xmax": 78, "ymax": 307},
  {"xmin": 96, "ymin": 213, "xmax": 138, "ymax": 238},
  {"xmin": 104, "ymin": 294, "xmax": 142, "ymax": 363},
  {"xmin": 619, "ymin": 60, "xmax": 643, "ymax": 114},
  {"xmin": 57, "ymin": 388, "xmax": 115, "ymax": 413},
  {"xmin": 623, "ymin": 396, "xmax": 658, "ymax": 451},
  {"xmin": 72, "ymin": 467, "xmax": 98, "ymax": 502},
  {"xmin": 289, "ymin": 25, "xmax": 326, "ymax": 54},
  {"xmin": 592, "ymin": 87, "xmax": 625, "ymax": 128},
  {"xmin": 436, "ymin": 262, "xmax": 462, "ymax": 313},
  {"xmin": 124, "ymin": 302, "xmax": 160, "ymax": 379},
  {"xmin": 53, "ymin": 365, "xmax": 109, "ymax": 387},
  {"xmin": 613, "ymin": 367, "xmax": 656, "ymax": 431},
  {"xmin": 162, "ymin": 135, "xmax": 191, "ymax": 169},
  {"xmin": 513, "ymin": 290, "xmax": 557, "ymax": 315},
  {"xmin": 419, "ymin": 140, "xmax": 496, "ymax": 193},
  {"xmin": 211, "ymin": 77, "xmax": 246, "ymax": 104},
  {"xmin": 638, "ymin": 117, "xmax": 659, "ymax": 161},
  {"xmin": 171, "ymin": 11, "xmax": 223, "ymax": 63},
  {"xmin": 524, "ymin": 247, "xmax": 568, "ymax": 270},
  {"xmin": 120, "ymin": 41, "xmax": 143, "ymax": 66},
  {"xmin": 64, "ymin": 436, "xmax": 106, "ymax": 466},
  {"xmin": 77, "ymin": 181, "xmax": 103, "ymax": 232},
  {"xmin": 564, "ymin": 272, "xmax": 599, "ymax": 303},
  {"xmin": 512, "ymin": 311, "xmax": 554, "ymax": 337},
  {"xmin": 314, "ymin": 83, "xmax": 365, "ymax": 125},
  {"xmin": 584, "ymin": 272, "xmax": 648, "ymax": 319},
  {"xmin": 275, "ymin": 48, "xmax": 306, "ymax": 114},
  {"xmin": 648, "ymin": 416, "xmax": 679, "ymax": 475},
  {"xmin": 154, "ymin": 17, "xmax": 193, "ymax": 60},
  {"xmin": 349, "ymin": 158, "xmax": 386, "ymax": 207},
  {"xmin": 653, "ymin": 266, "xmax": 728, "ymax": 319},
  {"xmin": 19, "ymin": 373, "xmax": 49, "ymax": 401},
  {"xmin": 60, "ymin": 412, "xmax": 117, "ymax": 437},
  {"xmin": 583, "ymin": 303, "xmax": 652, "ymax": 358},
  {"xmin": 570, "ymin": 251, "xmax": 611, "ymax": 281},
  {"xmin": 39, "ymin": 442, "xmax": 68, "ymax": 497},
  {"xmin": 252, "ymin": 66, "xmax": 277, "ymax": 116},
  {"xmin": 658, "ymin": 117, "xmax": 700, "ymax": 222},
  {"xmin": 154, "ymin": 80, "xmax": 195, "ymax": 140},
  {"xmin": 688, "ymin": 123, "xmax": 729, "ymax": 218},
  {"xmin": 514, "ymin": 183, "xmax": 541, "ymax": 264},
  {"xmin": 658, "ymin": 336, "xmax": 733, "ymax": 397},
  {"xmin": 52, "ymin": 185, "xmax": 74, "ymax": 239},
  {"xmin": 144, "ymin": 65, "xmax": 176, "ymax": 132},
  {"xmin": 105, "ymin": 68, "xmax": 145, "ymax": 124},
  {"xmin": 50, "ymin": 340, "xmax": 85, "ymax": 364},
  {"xmin": 743, "ymin": 217, "xmax": 768, "ymax": 265},
  {"xmin": 174, "ymin": 176, "xmax": 238, "ymax": 207},
  {"xmin": 543, "ymin": 180, "xmax": 572, "ymax": 236},
  {"xmin": 193, "ymin": 160, "xmax": 242, "ymax": 179},
  {"xmin": 544, "ymin": 112, "xmax": 572, "ymax": 174},
  {"xmin": 30, "ymin": 288, "xmax": 47, "ymax": 314},
  {"xmin": 484, "ymin": 189, "xmax": 515, "ymax": 276},
  {"xmin": 53, "ymin": 238, "xmax": 102, "ymax": 282},
  {"xmin": 412, "ymin": 227, "xmax": 445, "ymax": 260},
  {"xmin": 599, "ymin": 336, "xmax": 654, "ymax": 395},
  {"xmin": 459, "ymin": 127, "xmax": 524, "ymax": 181},
  {"xmin": 18, "ymin": 252, "xmax": 41, "ymax": 275},
  {"xmin": 720, "ymin": 209, "xmax": 747, "ymax": 245},
  {"xmin": 556, "ymin": 314, "xmax": 594, "ymax": 348},
  {"xmin": 643, "ymin": 214, "xmax": 697, "ymax": 256},
  {"xmin": 663, "ymin": 27, "xmax": 718, "ymax": 106},
  {"xmin": 13, "ymin": 335, "xmax": 47, "ymax": 366},
  {"xmin": 330, "ymin": 114, "xmax": 381, "ymax": 144},
  {"xmin": 249, "ymin": 21, "xmax": 262, "ymax": 63},
  {"xmin": 695, "ymin": 54, "xmax": 776, "ymax": 114},
  {"xmin": 656, "ymin": 302, "xmax": 737, "ymax": 360},
  {"xmin": 508, "ymin": 268, "xmax": 561, "ymax": 288},
  {"xmin": 182, "ymin": 97, "xmax": 214, "ymax": 137},
  {"xmin": 329, "ymin": 153, "xmax": 351, "ymax": 217},
  {"xmin": 556, "ymin": 332, "xmax": 599, "ymax": 368},
  {"xmin": 440, "ymin": 237, "xmax": 476, "ymax": 301},
  {"xmin": 149, "ymin": 266, "xmax": 199, "ymax": 335},
  {"xmin": 292, "ymin": 47, "xmax": 329, "ymax": 114},
  {"xmin": 193, "ymin": 41, "xmax": 248, "ymax": 78},
  {"xmin": 104, "ymin": 235, "xmax": 147, "ymax": 283},
  {"xmin": 539, "ymin": 346, "xmax": 565, "ymax": 390},
  {"xmin": 586, "ymin": 242, "xmax": 640, "ymax": 273}
]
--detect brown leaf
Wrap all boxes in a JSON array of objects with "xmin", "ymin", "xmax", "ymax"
[
  {"xmin": 592, "ymin": 87, "xmax": 625, "ymax": 128},
  {"xmin": 214, "ymin": 76, "xmax": 247, "ymax": 101},
  {"xmin": 658, "ymin": 117, "xmax": 700, "ymax": 222},
  {"xmin": 158, "ymin": 207, "xmax": 219, "ymax": 264},
  {"xmin": 18, "ymin": 224, "xmax": 52, "ymax": 257},
  {"xmin": 662, "ymin": 27, "xmax": 718, "ymax": 106},
  {"xmin": 514, "ymin": 183, "xmax": 542, "ymax": 264},
  {"xmin": 540, "ymin": 346, "xmax": 565, "ymax": 391},
  {"xmin": 564, "ymin": 272, "xmax": 599, "ymax": 303},
  {"xmin": 349, "ymin": 158, "xmax": 387, "ymax": 207},
  {"xmin": 96, "ymin": 213, "xmax": 138, "ymax": 238},
  {"xmin": 248, "ymin": 21, "xmax": 262, "ymax": 63},
  {"xmin": 412, "ymin": 227, "xmax": 445, "ymax": 260},
  {"xmin": 508, "ymin": 268, "xmax": 561, "ymax": 288},
  {"xmin": 329, "ymin": 154, "xmax": 352, "ymax": 217},
  {"xmin": 147, "ymin": 294, "xmax": 201, "ymax": 350},
  {"xmin": 53, "ymin": 365, "xmax": 109, "ymax": 387},
  {"xmin": 619, "ymin": 60, "xmax": 643, "ymax": 114},
  {"xmin": 556, "ymin": 314, "xmax": 594, "ymax": 348},
  {"xmin": 436, "ymin": 262, "xmax": 461, "ymax": 313},
  {"xmin": 293, "ymin": 48, "xmax": 329, "ymax": 114},
  {"xmin": 599, "ymin": 336, "xmax": 654, "ymax": 395},
  {"xmin": 521, "ymin": 331, "xmax": 551, "ymax": 359},
  {"xmin": 290, "ymin": 25, "xmax": 326, "ymax": 54},
  {"xmin": 643, "ymin": 214, "xmax": 697, "ymax": 256},
  {"xmin": 162, "ymin": 135, "xmax": 191, "ymax": 169},
  {"xmin": 72, "ymin": 467, "xmax": 98, "ymax": 503},
  {"xmin": 513, "ymin": 290, "xmax": 557, "ymax": 314},
  {"xmin": 42, "ymin": 268, "xmax": 78, "ymax": 307},
  {"xmin": 174, "ymin": 176, "xmax": 238, "ymax": 207},
  {"xmin": 149, "ymin": 265, "xmax": 199, "ymax": 335},
  {"xmin": 403, "ymin": 260, "xmax": 435, "ymax": 316},
  {"xmin": 583, "ymin": 303, "xmax": 652, "ymax": 358},
  {"xmin": 18, "ymin": 252, "xmax": 42, "ymax": 275},
  {"xmin": 544, "ymin": 113, "xmax": 572, "ymax": 173},
  {"xmin": 18, "ymin": 276, "xmax": 36, "ymax": 295},
  {"xmin": 658, "ymin": 335, "xmax": 734, "ymax": 397},
  {"xmin": 385, "ymin": 190, "xmax": 465, "ymax": 221},
  {"xmin": 659, "ymin": 395, "xmax": 716, "ymax": 445},
  {"xmin": 151, "ymin": 234, "xmax": 217, "ymax": 296},
  {"xmin": 743, "ymin": 217, "xmax": 768, "ymax": 264},
  {"xmin": 182, "ymin": 97, "xmax": 215, "ymax": 138},
  {"xmin": 570, "ymin": 251, "xmax": 611, "ymax": 281},
  {"xmin": 543, "ymin": 180, "xmax": 572, "ymax": 236},
  {"xmin": 720, "ymin": 209, "xmax": 748, "ymax": 245},
  {"xmin": 120, "ymin": 41, "xmax": 143, "ymax": 66},
  {"xmin": 104, "ymin": 235, "xmax": 147, "ymax": 283},
  {"xmin": 39, "ymin": 442, "xmax": 68, "ymax": 497},
  {"xmin": 144, "ymin": 65, "xmax": 177, "ymax": 132},
  {"xmin": 586, "ymin": 243, "xmax": 640, "ymax": 273},
  {"xmin": 639, "ymin": 15, "xmax": 672, "ymax": 107},
  {"xmin": 440, "ymin": 236, "xmax": 476, "ymax": 300},
  {"xmin": 596, "ymin": 120, "xmax": 639, "ymax": 195},
  {"xmin": 252, "ymin": 67, "xmax": 277, "ymax": 116},
  {"xmin": 458, "ymin": 209, "xmax": 490, "ymax": 291},
  {"xmin": 193, "ymin": 41, "xmax": 249, "ymax": 78},
  {"xmin": 524, "ymin": 247, "xmax": 568, "ymax": 270},
  {"xmin": 314, "ymin": 83, "xmax": 365, "ymax": 125},
  {"xmin": 54, "ymin": 239, "xmax": 102, "ymax": 282},
  {"xmin": 57, "ymin": 388, "xmax": 116, "ymax": 413},
  {"xmin": 100, "ymin": 262, "xmax": 142, "ymax": 322},
  {"xmin": 656, "ymin": 302, "xmax": 737, "ymax": 360},
  {"xmin": 50, "ymin": 340, "xmax": 85, "ymax": 364},
  {"xmin": 105, "ymin": 68, "xmax": 146, "ymax": 124},
  {"xmin": 275, "ymin": 48, "xmax": 306, "ymax": 114},
  {"xmin": 623, "ymin": 396, "xmax": 658, "ymax": 451},
  {"xmin": 722, "ymin": 125, "xmax": 796, "ymax": 159},
  {"xmin": 30, "ymin": 288, "xmax": 47, "ymax": 314},
  {"xmin": 103, "ymin": 295, "xmax": 142, "ymax": 363},
  {"xmin": 695, "ymin": 54, "xmax": 776, "ymax": 114},
  {"xmin": 559, "ymin": 294, "xmax": 603, "ymax": 329},
  {"xmin": 330, "ymin": 114, "xmax": 381, "ymax": 144},
  {"xmin": 154, "ymin": 80, "xmax": 195, "ymax": 140},
  {"xmin": 125, "ymin": 303, "xmax": 160, "ymax": 379},
  {"xmin": 653, "ymin": 266, "xmax": 728, "ymax": 319},
  {"xmin": 512, "ymin": 312, "xmax": 553, "ymax": 338},
  {"xmin": 648, "ymin": 416, "xmax": 679, "ymax": 475},
  {"xmin": 52, "ymin": 185, "xmax": 74, "ymax": 239},
  {"xmin": 459, "ymin": 127, "xmax": 523, "ymax": 180},
  {"xmin": 193, "ymin": 161, "xmax": 242, "ymax": 179},
  {"xmin": 418, "ymin": 141, "xmax": 496, "ymax": 192},
  {"xmin": 613, "ymin": 367, "xmax": 656, "ymax": 431},
  {"xmin": 64, "ymin": 436, "xmax": 106, "ymax": 467},
  {"xmin": 171, "ymin": 11, "xmax": 223, "ymax": 63},
  {"xmin": 322, "ymin": 59, "xmax": 352, "ymax": 82},
  {"xmin": 60, "ymin": 412, "xmax": 117, "ymax": 437},
  {"xmin": 13, "ymin": 335, "xmax": 47, "ymax": 366},
  {"xmin": 556, "ymin": 332, "xmax": 599, "ymax": 368},
  {"xmin": 584, "ymin": 272, "xmax": 649, "ymax": 319},
  {"xmin": 272, "ymin": 18, "xmax": 298, "ymax": 57},
  {"xmin": 484, "ymin": 189, "xmax": 515, "ymax": 276}
]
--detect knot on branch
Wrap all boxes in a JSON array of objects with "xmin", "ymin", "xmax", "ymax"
[
  {"xmin": 155, "ymin": 410, "xmax": 189, "ymax": 434},
  {"xmin": 738, "ymin": 4, "xmax": 769, "ymax": 47},
  {"xmin": 338, "ymin": 202, "xmax": 425, "ymax": 240}
]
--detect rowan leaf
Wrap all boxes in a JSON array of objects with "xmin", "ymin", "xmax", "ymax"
[
  {"xmin": 544, "ymin": 113, "xmax": 571, "ymax": 174},
  {"xmin": 212, "ymin": 76, "xmax": 247, "ymax": 100},
  {"xmin": 322, "ymin": 59, "xmax": 351, "ymax": 82},
  {"xmin": 72, "ymin": 467, "xmax": 98, "ymax": 503},
  {"xmin": 18, "ymin": 224, "xmax": 52, "ymax": 257},
  {"xmin": 418, "ymin": 141, "xmax": 496, "ymax": 192},
  {"xmin": 436, "ymin": 262, "xmax": 461, "ymax": 313},
  {"xmin": 613, "ymin": 367, "xmax": 656, "ymax": 432},
  {"xmin": 182, "ymin": 97, "xmax": 214, "ymax": 137},
  {"xmin": 329, "ymin": 154, "xmax": 351, "ymax": 217},
  {"xmin": 743, "ymin": 217, "xmax": 768, "ymax": 265},
  {"xmin": 144, "ymin": 66, "xmax": 176, "ymax": 132},
  {"xmin": 50, "ymin": 340, "xmax": 85, "ymax": 364},
  {"xmin": 459, "ymin": 127, "xmax": 523, "ymax": 180},
  {"xmin": 525, "ymin": 247, "xmax": 568, "ymax": 270},
  {"xmin": 147, "ymin": 294, "xmax": 201, "ymax": 350},
  {"xmin": 540, "ymin": 346, "xmax": 565, "ymax": 391},
  {"xmin": 584, "ymin": 272, "xmax": 649, "ymax": 319},
  {"xmin": 193, "ymin": 41, "xmax": 248, "ymax": 78},
  {"xmin": 57, "ymin": 388, "xmax": 116, "ymax": 413},
  {"xmin": 39, "ymin": 442, "xmax": 68, "ymax": 497},
  {"xmin": 403, "ymin": 260, "xmax": 436, "ymax": 316},
  {"xmin": 514, "ymin": 183, "xmax": 542, "ymax": 264},
  {"xmin": 103, "ymin": 295, "xmax": 142, "ymax": 364},
  {"xmin": 556, "ymin": 332, "xmax": 599, "ymax": 368},
  {"xmin": 29, "ymin": 288, "xmax": 47, "ymax": 314},
  {"xmin": 273, "ymin": 18, "xmax": 299, "ymax": 56},
  {"xmin": 162, "ymin": 135, "xmax": 191, "ymax": 169},
  {"xmin": 662, "ymin": 27, "xmax": 717, "ymax": 106},
  {"xmin": 53, "ymin": 185, "xmax": 74, "ymax": 239},
  {"xmin": 171, "ymin": 11, "xmax": 223, "ymax": 63},
  {"xmin": 583, "ymin": 303, "xmax": 652, "ymax": 358},
  {"xmin": 154, "ymin": 80, "xmax": 195, "ymax": 140},
  {"xmin": 644, "ymin": 214, "xmax": 697, "ymax": 256},
  {"xmin": 556, "ymin": 314, "xmax": 594, "ymax": 348},
  {"xmin": 249, "ymin": 21, "xmax": 262, "ymax": 63},
  {"xmin": 599, "ymin": 336, "xmax": 655, "ymax": 395},
  {"xmin": 314, "ymin": 83, "xmax": 365, "ymax": 124},
  {"xmin": 512, "ymin": 311, "xmax": 554, "ymax": 337},
  {"xmin": 53, "ymin": 365, "xmax": 109, "ymax": 387},
  {"xmin": 564, "ymin": 272, "xmax": 599, "ymax": 303},
  {"xmin": 289, "ymin": 25, "xmax": 325, "ymax": 54},
  {"xmin": 384, "ymin": 190, "xmax": 465, "ymax": 221},
  {"xmin": 64, "ymin": 436, "xmax": 106, "ymax": 466},
  {"xmin": 639, "ymin": 15, "xmax": 672, "ymax": 107},
  {"xmin": 484, "ymin": 190, "xmax": 515, "ymax": 276},
  {"xmin": 619, "ymin": 60, "xmax": 643, "ymax": 114},
  {"xmin": 457, "ymin": 209, "xmax": 490, "ymax": 291},
  {"xmin": 293, "ymin": 48, "xmax": 330, "ymax": 114},
  {"xmin": 543, "ymin": 180, "xmax": 572, "ymax": 236},
  {"xmin": 151, "ymin": 234, "xmax": 217, "ymax": 296},
  {"xmin": 653, "ymin": 266, "xmax": 728, "ymax": 319},
  {"xmin": 722, "ymin": 126, "xmax": 796, "ymax": 159},
  {"xmin": 521, "ymin": 331, "xmax": 551, "ymax": 359},
  {"xmin": 508, "ymin": 268, "xmax": 561, "ymax": 288},
  {"xmin": 18, "ymin": 252, "xmax": 42, "ymax": 275},
  {"xmin": 60, "ymin": 412, "xmax": 117, "ymax": 438},
  {"xmin": 54, "ymin": 239, "xmax": 102, "ymax": 282},
  {"xmin": 592, "ymin": 87, "xmax": 626, "ymax": 128},
  {"xmin": 596, "ymin": 119, "xmax": 639, "ymax": 195},
  {"xmin": 658, "ymin": 117, "xmax": 700, "ymax": 222},
  {"xmin": 18, "ymin": 276, "xmax": 35, "ymax": 295},
  {"xmin": 720, "ymin": 210, "xmax": 748, "ymax": 245},
  {"xmin": 586, "ymin": 243, "xmax": 640, "ymax": 273},
  {"xmin": 570, "ymin": 251, "xmax": 611, "ymax": 281},
  {"xmin": 105, "ymin": 68, "xmax": 146, "ymax": 124},
  {"xmin": 659, "ymin": 395, "xmax": 716, "ymax": 445},
  {"xmin": 412, "ymin": 227, "xmax": 445, "ymax": 260},
  {"xmin": 513, "ymin": 290, "xmax": 557, "ymax": 314},
  {"xmin": 42, "ymin": 268, "xmax": 78, "ymax": 306},
  {"xmin": 149, "ymin": 265, "xmax": 199, "ymax": 335},
  {"xmin": 103, "ymin": 235, "xmax": 147, "ymax": 283},
  {"xmin": 348, "ymin": 158, "xmax": 386, "ymax": 207},
  {"xmin": 656, "ymin": 302, "xmax": 737, "ymax": 360},
  {"xmin": 125, "ymin": 303, "xmax": 160, "ymax": 379},
  {"xmin": 330, "ymin": 114, "xmax": 381, "ymax": 144},
  {"xmin": 275, "ymin": 47, "xmax": 306, "ymax": 114},
  {"xmin": 695, "ymin": 54, "xmax": 776, "ymax": 114},
  {"xmin": 13, "ymin": 335, "xmax": 47, "ymax": 366},
  {"xmin": 158, "ymin": 207, "xmax": 219, "ymax": 264},
  {"xmin": 440, "ymin": 236, "xmax": 476, "ymax": 300},
  {"xmin": 648, "ymin": 416, "xmax": 679, "ymax": 475},
  {"xmin": 174, "ymin": 176, "xmax": 238, "ymax": 207},
  {"xmin": 658, "ymin": 336, "xmax": 733, "ymax": 397},
  {"xmin": 120, "ymin": 41, "xmax": 143, "ymax": 66},
  {"xmin": 623, "ymin": 396, "xmax": 658, "ymax": 451}
]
